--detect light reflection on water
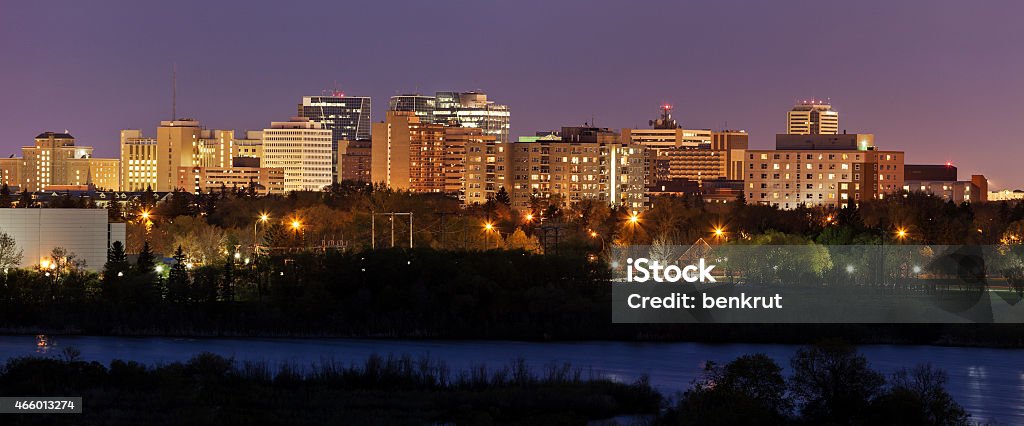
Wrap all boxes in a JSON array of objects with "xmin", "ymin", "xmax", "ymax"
[{"xmin": 0, "ymin": 336, "xmax": 1020, "ymax": 423}]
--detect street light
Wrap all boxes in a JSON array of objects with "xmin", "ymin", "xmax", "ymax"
[
  {"xmin": 628, "ymin": 211, "xmax": 640, "ymax": 225},
  {"xmin": 483, "ymin": 221, "xmax": 497, "ymax": 248},
  {"xmin": 254, "ymin": 212, "xmax": 270, "ymax": 255},
  {"xmin": 895, "ymin": 227, "xmax": 908, "ymax": 241},
  {"xmin": 524, "ymin": 213, "xmax": 534, "ymax": 223}
]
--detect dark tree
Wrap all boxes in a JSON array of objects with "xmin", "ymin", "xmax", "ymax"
[
  {"xmin": 135, "ymin": 241, "xmax": 156, "ymax": 275},
  {"xmin": 0, "ymin": 184, "xmax": 11, "ymax": 208},
  {"xmin": 17, "ymin": 190, "xmax": 32, "ymax": 208},
  {"xmin": 166, "ymin": 246, "xmax": 190, "ymax": 303},
  {"xmin": 107, "ymin": 200, "xmax": 123, "ymax": 222},
  {"xmin": 220, "ymin": 258, "xmax": 235, "ymax": 302},
  {"xmin": 789, "ymin": 341, "xmax": 884, "ymax": 423},
  {"xmin": 494, "ymin": 186, "xmax": 511, "ymax": 207},
  {"xmin": 665, "ymin": 353, "xmax": 792, "ymax": 425}
]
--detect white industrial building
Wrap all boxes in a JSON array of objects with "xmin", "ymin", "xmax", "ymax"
[{"xmin": 0, "ymin": 209, "xmax": 126, "ymax": 271}]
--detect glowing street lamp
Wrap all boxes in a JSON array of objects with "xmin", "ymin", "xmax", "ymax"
[
  {"xmin": 628, "ymin": 211, "xmax": 640, "ymax": 225},
  {"xmin": 524, "ymin": 213, "xmax": 534, "ymax": 223},
  {"xmin": 483, "ymin": 222, "xmax": 494, "ymax": 232},
  {"xmin": 291, "ymin": 219, "xmax": 302, "ymax": 231},
  {"xmin": 254, "ymin": 212, "xmax": 270, "ymax": 255},
  {"xmin": 895, "ymin": 227, "xmax": 908, "ymax": 241}
]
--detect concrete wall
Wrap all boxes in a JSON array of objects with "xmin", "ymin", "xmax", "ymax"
[{"xmin": 0, "ymin": 209, "xmax": 124, "ymax": 271}]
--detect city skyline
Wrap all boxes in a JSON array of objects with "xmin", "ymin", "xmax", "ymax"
[{"xmin": 2, "ymin": 1, "xmax": 1023, "ymax": 188}]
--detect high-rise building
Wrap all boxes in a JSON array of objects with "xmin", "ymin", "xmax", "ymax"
[
  {"xmin": 787, "ymin": 101, "xmax": 839, "ymax": 135},
  {"xmin": 388, "ymin": 94, "xmax": 436, "ymax": 119},
  {"xmin": 433, "ymin": 91, "xmax": 510, "ymax": 144},
  {"xmin": 712, "ymin": 130, "xmax": 749, "ymax": 181},
  {"xmin": 621, "ymin": 106, "xmax": 743, "ymax": 183},
  {"xmin": 370, "ymin": 111, "xmax": 448, "ymax": 192},
  {"xmin": 509, "ymin": 127, "xmax": 646, "ymax": 210},
  {"xmin": 444, "ymin": 127, "xmax": 504, "ymax": 204},
  {"xmin": 262, "ymin": 118, "xmax": 333, "ymax": 192},
  {"xmin": 744, "ymin": 134, "xmax": 904, "ymax": 209},
  {"xmin": 297, "ymin": 95, "xmax": 371, "ymax": 183},
  {"xmin": 120, "ymin": 129, "xmax": 159, "ymax": 192}
]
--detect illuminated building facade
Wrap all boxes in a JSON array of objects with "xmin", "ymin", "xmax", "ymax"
[
  {"xmin": 787, "ymin": 101, "xmax": 839, "ymax": 135},
  {"xmin": 744, "ymin": 134, "xmax": 904, "ymax": 209},
  {"xmin": 509, "ymin": 127, "xmax": 646, "ymax": 210},
  {"xmin": 297, "ymin": 95, "xmax": 372, "ymax": 183},
  {"xmin": 262, "ymin": 118, "xmax": 333, "ymax": 192}
]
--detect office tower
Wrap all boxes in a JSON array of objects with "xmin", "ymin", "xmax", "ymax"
[
  {"xmin": 262, "ymin": 118, "xmax": 333, "ymax": 192},
  {"xmin": 509, "ymin": 127, "xmax": 646, "ymax": 210},
  {"xmin": 433, "ymin": 91, "xmax": 510, "ymax": 144},
  {"xmin": 370, "ymin": 111, "xmax": 448, "ymax": 192},
  {"xmin": 297, "ymin": 95, "xmax": 371, "ymax": 183},
  {"xmin": 122, "ymin": 121, "xmax": 274, "ymax": 192},
  {"xmin": 743, "ymin": 134, "xmax": 904, "ymax": 209},
  {"xmin": 787, "ymin": 101, "xmax": 839, "ymax": 135},
  {"xmin": 16, "ymin": 132, "xmax": 120, "ymax": 192},
  {"xmin": 621, "ymin": 105, "xmax": 732, "ymax": 183},
  {"xmin": 389, "ymin": 94, "xmax": 436, "ymax": 119}
]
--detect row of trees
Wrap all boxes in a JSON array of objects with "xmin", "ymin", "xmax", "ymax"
[{"xmin": 662, "ymin": 342, "xmax": 968, "ymax": 425}]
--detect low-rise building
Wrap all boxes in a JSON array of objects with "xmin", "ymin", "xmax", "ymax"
[
  {"xmin": 0, "ymin": 208, "xmax": 125, "ymax": 272},
  {"xmin": 176, "ymin": 166, "xmax": 285, "ymax": 195}
]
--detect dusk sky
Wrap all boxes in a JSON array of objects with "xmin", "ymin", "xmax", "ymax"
[{"xmin": 2, "ymin": 1, "xmax": 1023, "ymax": 188}]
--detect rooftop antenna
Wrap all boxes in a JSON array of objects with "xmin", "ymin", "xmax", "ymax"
[{"xmin": 171, "ymin": 63, "xmax": 177, "ymax": 120}]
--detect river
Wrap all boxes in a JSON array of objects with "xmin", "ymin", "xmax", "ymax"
[{"xmin": 0, "ymin": 336, "xmax": 1020, "ymax": 423}]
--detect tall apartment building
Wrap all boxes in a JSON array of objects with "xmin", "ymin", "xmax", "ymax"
[
  {"xmin": 787, "ymin": 101, "xmax": 839, "ymax": 135},
  {"xmin": 262, "ymin": 118, "xmax": 333, "ymax": 192},
  {"xmin": 445, "ymin": 127, "xmax": 504, "ymax": 204},
  {"xmin": 744, "ymin": 134, "xmax": 903, "ymax": 209},
  {"xmin": 336, "ymin": 140, "xmax": 372, "ymax": 183},
  {"xmin": 297, "ymin": 95, "xmax": 371, "ymax": 183},
  {"xmin": 509, "ymin": 127, "xmax": 646, "ymax": 211},
  {"xmin": 370, "ymin": 111, "xmax": 447, "ymax": 192},
  {"xmin": 12, "ymin": 132, "xmax": 121, "ymax": 192}
]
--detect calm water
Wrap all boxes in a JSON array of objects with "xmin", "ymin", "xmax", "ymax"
[{"xmin": 0, "ymin": 336, "xmax": 1021, "ymax": 423}]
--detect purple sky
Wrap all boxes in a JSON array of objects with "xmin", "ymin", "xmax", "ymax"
[{"xmin": 2, "ymin": 0, "xmax": 1023, "ymax": 189}]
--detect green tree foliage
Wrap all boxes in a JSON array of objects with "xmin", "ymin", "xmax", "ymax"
[{"xmin": 0, "ymin": 231, "xmax": 23, "ymax": 272}]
